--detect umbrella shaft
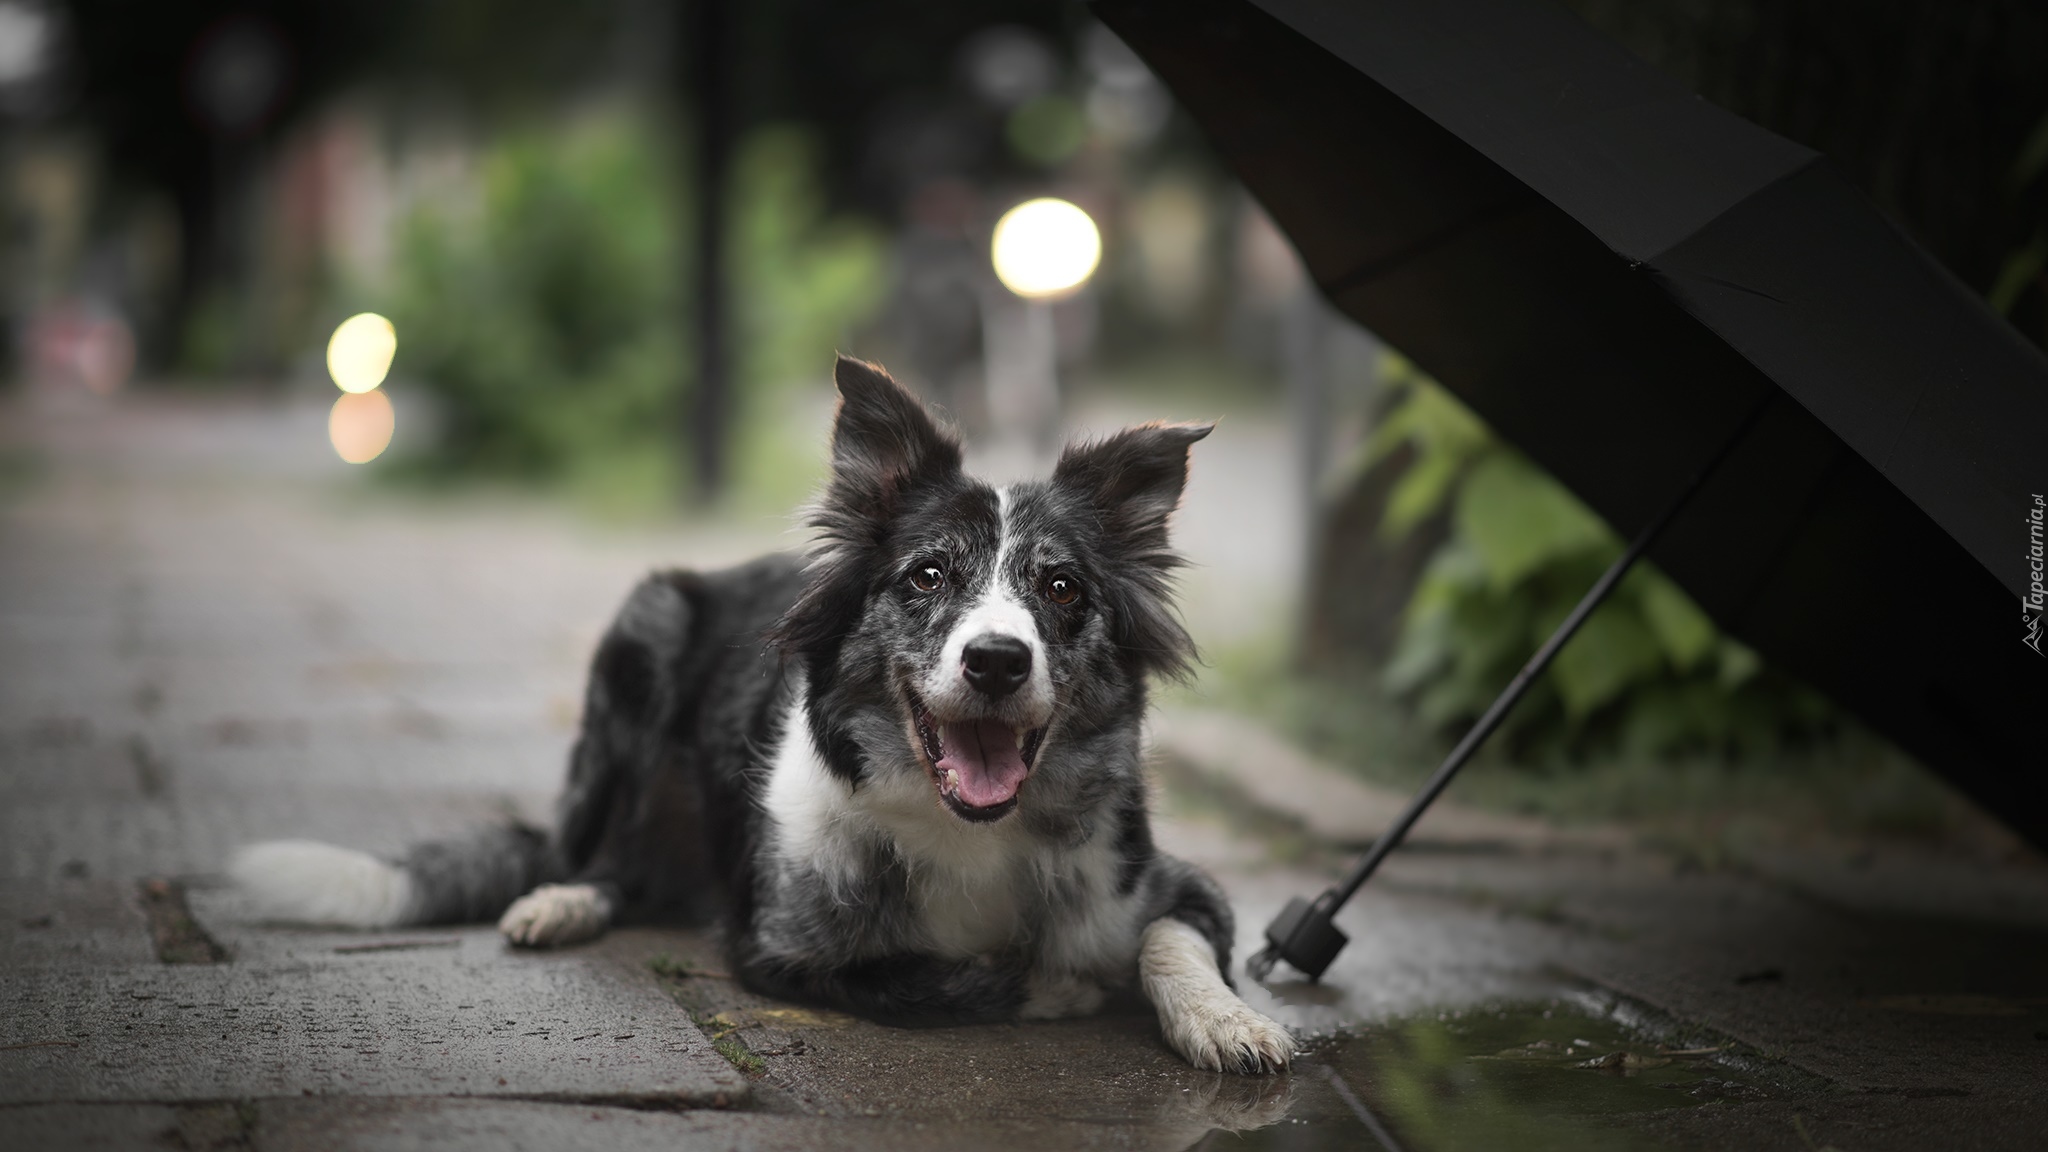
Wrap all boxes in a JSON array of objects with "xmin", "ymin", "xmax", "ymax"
[{"xmin": 1332, "ymin": 393, "xmax": 1774, "ymax": 906}]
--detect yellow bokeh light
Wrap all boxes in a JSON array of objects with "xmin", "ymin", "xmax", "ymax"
[
  {"xmin": 326, "ymin": 312, "xmax": 397, "ymax": 394},
  {"xmin": 329, "ymin": 389, "xmax": 395, "ymax": 464},
  {"xmin": 991, "ymin": 198, "xmax": 1102, "ymax": 299}
]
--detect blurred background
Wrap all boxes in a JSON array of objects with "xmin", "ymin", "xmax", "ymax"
[{"xmin": 4, "ymin": 0, "xmax": 2046, "ymax": 859}]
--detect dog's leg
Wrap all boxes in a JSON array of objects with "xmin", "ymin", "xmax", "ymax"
[
  {"xmin": 1020, "ymin": 972, "xmax": 1108, "ymax": 1019},
  {"xmin": 734, "ymin": 941, "xmax": 1029, "ymax": 1027},
  {"xmin": 1140, "ymin": 917, "xmax": 1293, "ymax": 1073},
  {"xmin": 498, "ymin": 882, "xmax": 616, "ymax": 947},
  {"xmin": 499, "ymin": 573, "xmax": 694, "ymax": 950}
]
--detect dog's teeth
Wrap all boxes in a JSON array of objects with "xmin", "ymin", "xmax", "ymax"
[
  {"xmin": 942, "ymin": 768, "xmax": 960, "ymax": 791},
  {"xmin": 1011, "ymin": 728, "xmax": 1025, "ymax": 752}
]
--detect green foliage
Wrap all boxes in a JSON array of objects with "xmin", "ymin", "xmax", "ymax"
[
  {"xmin": 727, "ymin": 127, "xmax": 889, "ymax": 513},
  {"xmin": 178, "ymin": 288, "xmax": 240, "ymax": 379},
  {"xmin": 1375, "ymin": 357, "xmax": 1835, "ymax": 759},
  {"xmin": 389, "ymin": 112, "xmax": 684, "ymax": 500},
  {"xmin": 383, "ymin": 111, "xmax": 883, "ymax": 511},
  {"xmin": 1007, "ymin": 95, "xmax": 1087, "ymax": 167}
]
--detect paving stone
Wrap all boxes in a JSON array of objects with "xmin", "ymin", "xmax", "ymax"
[
  {"xmin": 250, "ymin": 1097, "xmax": 1236, "ymax": 1152},
  {"xmin": 0, "ymin": 925, "xmax": 746, "ymax": 1108},
  {"xmin": 0, "ymin": 1103, "xmax": 186, "ymax": 1151},
  {"xmin": 0, "ymin": 879, "xmax": 159, "ymax": 967}
]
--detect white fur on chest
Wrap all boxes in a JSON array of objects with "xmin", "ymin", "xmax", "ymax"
[{"xmin": 763, "ymin": 699, "xmax": 1133, "ymax": 969}]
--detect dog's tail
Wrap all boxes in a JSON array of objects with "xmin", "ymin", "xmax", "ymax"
[{"xmin": 228, "ymin": 824, "xmax": 553, "ymax": 929}]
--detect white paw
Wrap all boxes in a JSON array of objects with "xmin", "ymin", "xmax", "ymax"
[
  {"xmin": 497, "ymin": 884, "xmax": 612, "ymax": 948},
  {"xmin": 1160, "ymin": 998, "xmax": 1295, "ymax": 1075},
  {"xmin": 1141, "ymin": 918, "xmax": 1294, "ymax": 1074},
  {"xmin": 1020, "ymin": 972, "xmax": 1108, "ymax": 1020}
]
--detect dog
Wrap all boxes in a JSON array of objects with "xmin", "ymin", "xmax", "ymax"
[{"xmin": 232, "ymin": 355, "xmax": 1293, "ymax": 1074}]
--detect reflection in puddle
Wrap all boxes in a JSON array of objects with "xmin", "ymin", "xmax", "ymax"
[{"xmin": 1191, "ymin": 996, "xmax": 1779, "ymax": 1151}]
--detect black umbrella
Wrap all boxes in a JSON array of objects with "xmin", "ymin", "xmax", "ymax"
[{"xmin": 1094, "ymin": 0, "xmax": 2048, "ymax": 979}]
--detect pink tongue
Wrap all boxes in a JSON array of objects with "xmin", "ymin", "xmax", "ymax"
[{"xmin": 936, "ymin": 719, "xmax": 1029, "ymax": 808}]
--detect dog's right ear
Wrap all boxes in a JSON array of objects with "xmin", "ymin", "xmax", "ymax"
[
  {"xmin": 770, "ymin": 357, "xmax": 960, "ymax": 659},
  {"xmin": 825, "ymin": 355, "xmax": 962, "ymax": 514}
]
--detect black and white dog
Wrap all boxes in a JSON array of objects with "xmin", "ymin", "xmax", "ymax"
[{"xmin": 233, "ymin": 356, "xmax": 1292, "ymax": 1074}]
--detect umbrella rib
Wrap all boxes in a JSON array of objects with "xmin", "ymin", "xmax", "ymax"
[{"xmin": 1659, "ymin": 268, "xmax": 1788, "ymax": 306}]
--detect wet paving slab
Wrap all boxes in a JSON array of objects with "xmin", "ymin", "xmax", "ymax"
[
  {"xmin": 8, "ymin": 397, "xmax": 2048, "ymax": 1150},
  {"xmin": 1233, "ymin": 994, "xmax": 1794, "ymax": 1152},
  {"xmin": 10, "ymin": 858, "xmax": 2044, "ymax": 1151},
  {"xmin": 622, "ymin": 928, "xmax": 1822, "ymax": 1152},
  {"xmin": 1, "ymin": 899, "xmax": 747, "ymax": 1111}
]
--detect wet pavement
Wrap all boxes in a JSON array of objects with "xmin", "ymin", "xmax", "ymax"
[{"xmin": 4, "ymin": 392, "xmax": 2048, "ymax": 1151}]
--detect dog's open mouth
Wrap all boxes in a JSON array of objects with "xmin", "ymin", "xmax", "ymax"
[{"xmin": 910, "ymin": 694, "xmax": 1046, "ymax": 822}]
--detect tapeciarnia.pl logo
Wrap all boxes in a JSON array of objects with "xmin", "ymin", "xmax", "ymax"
[{"xmin": 2026, "ymin": 493, "xmax": 2044, "ymax": 657}]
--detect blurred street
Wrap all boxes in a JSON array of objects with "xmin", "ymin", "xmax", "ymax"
[{"xmin": 3, "ymin": 393, "xmax": 2047, "ymax": 1151}]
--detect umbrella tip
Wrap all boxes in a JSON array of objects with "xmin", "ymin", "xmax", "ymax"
[{"xmin": 1257, "ymin": 892, "xmax": 1352, "ymax": 982}]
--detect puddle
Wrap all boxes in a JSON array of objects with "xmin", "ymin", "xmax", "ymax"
[{"xmin": 1196, "ymin": 995, "xmax": 1782, "ymax": 1151}]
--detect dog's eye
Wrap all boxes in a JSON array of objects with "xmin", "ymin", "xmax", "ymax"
[
  {"xmin": 910, "ymin": 565, "xmax": 945, "ymax": 593},
  {"xmin": 1045, "ymin": 574, "xmax": 1080, "ymax": 605}
]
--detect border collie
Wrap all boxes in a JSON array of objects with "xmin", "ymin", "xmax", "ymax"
[{"xmin": 232, "ymin": 356, "xmax": 1293, "ymax": 1074}]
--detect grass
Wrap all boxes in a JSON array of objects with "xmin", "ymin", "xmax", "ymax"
[
  {"xmin": 648, "ymin": 952, "xmax": 702, "ymax": 980},
  {"xmin": 711, "ymin": 1035, "xmax": 766, "ymax": 1075},
  {"xmin": 649, "ymin": 953, "xmax": 769, "ymax": 1076}
]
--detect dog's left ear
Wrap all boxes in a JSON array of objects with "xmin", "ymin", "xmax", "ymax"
[
  {"xmin": 1053, "ymin": 421, "xmax": 1212, "ymax": 680},
  {"xmin": 1053, "ymin": 421, "xmax": 1213, "ymax": 560}
]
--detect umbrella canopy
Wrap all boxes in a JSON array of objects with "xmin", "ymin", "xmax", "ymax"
[{"xmin": 1096, "ymin": 0, "xmax": 2048, "ymax": 844}]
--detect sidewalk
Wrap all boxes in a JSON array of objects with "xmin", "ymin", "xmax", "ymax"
[{"xmin": 4, "ymin": 393, "xmax": 2046, "ymax": 1151}]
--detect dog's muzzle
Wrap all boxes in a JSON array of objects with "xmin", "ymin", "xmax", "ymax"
[{"xmin": 911, "ymin": 693, "xmax": 1047, "ymax": 822}]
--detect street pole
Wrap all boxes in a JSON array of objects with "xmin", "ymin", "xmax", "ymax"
[
  {"xmin": 986, "ymin": 197, "xmax": 1102, "ymax": 470},
  {"xmin": 689, "ymin": 0, "xmax": 731, "ymax": 504}
]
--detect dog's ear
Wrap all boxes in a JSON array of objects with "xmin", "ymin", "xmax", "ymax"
[
  {"xmin": 826, "ymin": 354, "xmax": 961, "ymax": 510},
  {"xmin": 769, "ymin": 357, "xmax": 960, "ymax": 659},
  {"xmin": 1053, "ymin": 421, "xmax": 1212, "ymax": 679},
  {"xmin": 1053, "ymin": 421, "xmax": 1212, "ymax": 561}
]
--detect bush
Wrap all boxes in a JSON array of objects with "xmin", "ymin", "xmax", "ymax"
[
  {"xmin": 383, "ymin": 112, "xmax": 883, "ymax": 510},
  {"xmin": 1372, "ymin": 357, "xmax": 1836, "ymax": 760},
  {"xmin": 390, "ymin": 112, "xmax": 685, "ymax": 497}
]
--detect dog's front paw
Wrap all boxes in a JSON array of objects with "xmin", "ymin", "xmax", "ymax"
[
  {"xmin": 498, "ymin": 884, "xmax": 611, "ymax": 948},
  {"xmin": 1162, "ymin": 1000, "xmax": 1295, "ymax": 1074},
  {"xmin": 1141, "ymin": 918, "xmax": 1295, "ymax": 1074}
]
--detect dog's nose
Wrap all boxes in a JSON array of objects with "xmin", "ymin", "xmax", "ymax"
[{"xmin": 962, "ymin": 635, "xmax": 1032, "ymax": 697}]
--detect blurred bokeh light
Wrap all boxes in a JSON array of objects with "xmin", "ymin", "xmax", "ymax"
[
  {"xmin": 0, "ymin": 2, "xmax": 52, "ymax": 86},
  {"xmin": 328, "ymin": 388, "xmax": 395, "ymax": 464},
  {"xmin": 991, "ymin": 198, "xmax": 1101, "ymax": 299},
  {"xmin": 326, "ymin": 313, "xmax": 397, "ymax": 394}
]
